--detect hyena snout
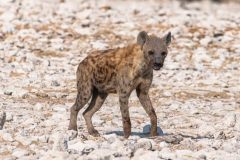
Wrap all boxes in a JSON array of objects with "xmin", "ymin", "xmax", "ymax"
[
  {"xmin": 153, "ymin": 63, "xmax": 163, "ymax": 70},
  {"xmin": 153, "ymin": 57, "xmax": 164, "ymax": 70}
]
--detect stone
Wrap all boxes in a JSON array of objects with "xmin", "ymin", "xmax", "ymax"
[
  {"xmin": 0, "ymin": 111, "xmax": 6, "ymax": 129},
  {"xmin": 36, "ymin": 92, "xmax": 49, "ymax": 98},
  {"xmin": 39, "ymin": 150, "xmax": 69, "ymax": 160},
  {"xmin": 82, "ymin": 146, "xmax": 95, "ymax": 155},
  {"xmin": 159, "ymin": 148, "xmax": 176, "ymax": 159},
  {"xmin": 6, "ymin": 112, "xmax": 13, "ymax": 122},
  {"xmin": 12, "ymin": 149, "xmax": 28, "ymax": 158},
  {"xmin": 133, "ymin": 138, "xmax": 153, "ymax": 151},
  {"xmin": 35, "ymin": 103, "xmax": 44, "ymax": 111},
  {"xmin": 234, "ymin": 113, "xmax": 240, "ymax": 131},
  {"xmin": 15, "ymin": 135, "xmax": 33, "ymax": 146},
  {"xmin": 163, "ymin": 91, "xmax": 172, "ymax": 97},
  {"xmin": 200, "ymin": 36, "xmax": 212, "ymax": 47},
  {"xmin": 198, "ymin": 154, "xmax": 207, "ymax": 160},
  {"xmin": 133, "ymin": 149, "xmax": 159, "ymax": 160},
  {"xmin": 2, "ymin": 132, "xmax": 14, "ymax": 142},
  {"xmin": 161, "ymin": 135, "xmax": 184, "ymax": 144},
  {"xmin": 214, "ymin": 131, "xmax": 227, "ymax": 140},
  {"xmin": 4, "ymin": 91, "xmax": 13, "ymax": 96},
  {"xmin": 68, "ymin": 141, "xmax": 86, "ymax": 154},
  {"xmin": 159, "ymin": 141, "xmax": 169, "ymax": 148},
  {"xmin": 52, "ymin": 104, "xmax": 66, "ymax": 112},
  {"xmin": 51, "ymin": 80, "xmax": 61, "ymax": 87},
  {"xmin": 90, "ymin": 41, "xmax": 108, "ymax": 50},
  {"xmin": 87, "ymin": 149, "xmax": 114, "ymax": 160},
  {"xmin": 110, "ymin": 139, "xmax": 125, "ymax": 150},
  {"xmin": 51, "ymin": 133, "xmax": 68, "ymax": 151},
  {"xmin": 103, "ymin": 133, "xmax": 117, "ymax": 143},
  {"xmin": 38, "ymin": 135, "xmax": 49, "ymax": 143},
  {"xmin": 224, "ymin": 113, "xmax": 236, "ymax": 128},
  {"xmin": 22, "ymin": 118, "xmax": 35, "ymax": 126},
  {"xmin": 175, "ymin": 149, "xmax": 194, "ymax": 159},
  {"xmin": 65, "ymin": 130, "xmax": 78, "ymax": 141},
  {"xmin": 222, "ymin": 140, "xmax": 239, "ymax": 153}
]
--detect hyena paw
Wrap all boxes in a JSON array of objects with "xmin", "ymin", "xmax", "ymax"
[
  {"xmin": 89, "ymin": 129, "xmax": 100, "ymax": 137},
  {"xmin": 150, "ymin": 131, "xmax": 158, "ymax": 137},
  {"xmin": 68, "ymin": 124, "xmax": 78, "ymax": 131},
  {"xmin": 124, "ymin": 131, "xmax": 131, "ymax": 139}
]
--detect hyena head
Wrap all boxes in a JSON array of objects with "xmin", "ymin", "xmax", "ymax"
[{"xmin": 137, "ymin": 31, "xmax": 171, "ymax": 70}]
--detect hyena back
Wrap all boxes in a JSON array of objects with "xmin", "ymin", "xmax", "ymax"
[{"xmin": 69, "ymin": 31, "xmax": 171, "ymax": 138}]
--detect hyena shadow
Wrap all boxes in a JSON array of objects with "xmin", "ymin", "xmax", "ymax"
[{"xmin": 105, "ymin": 125, "xmax": 164, "ymax": 138}]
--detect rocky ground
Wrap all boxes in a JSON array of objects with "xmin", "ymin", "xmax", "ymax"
[{"xmin": 0, "ymin": 0, "xmax": 240, "ymax": 159}]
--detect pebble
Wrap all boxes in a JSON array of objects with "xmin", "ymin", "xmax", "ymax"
[
  {"xmin": 65, "ymin": 130, "xmax": 78, "ymax": 141},
  {"xmin": 35, "ymin": 103, "xmax": 44, "ymax": 111},
  {"xmin": 87, "ymin": 149, "xmax": 114, "ymax": 160},
  {"xmin": 214, "ymin": 131, "xmax": 227, "ymax": 140},
  {"xmin": 133, "ymin": 149, "xmax": 159, "ymax": 160},
  {"xmin": 39, "ymin": 150, "xmax": 69, "ymax": 160},
  {"xmin": 222, "ymin": 140, "xmax": 239, "ymax": 153},
  {"xmin": 198, "ymin": 154, "xmax": 207, "ymax": 160},
  {"xmin": 234, "ymin": 113, "xmax": 240, "ymax": 131},
  {"xmin": 4, "ymin": 91, "xmax": 13, "ymax": 96},
  {"xmin": 133, "ymin": 138, "xmax": 153, "ymax": 151},
  {"xmin": 103, "ymin": 133, "xmax": 118, "ymax": 143},
  {"xmin": 175, "ymin": 149, "xmax": 194, "ymax": 159},
  {"xmin": 15, "ymin": 134, "xmax": 33, "ymax": 146},
  {"xmin": 6, "ymin": 112, "xmax": 13, "ymax": 122},
  {"xmin": 38, "ymin": 135, "xmax": 49, "ymax": 143},
  {"xmin": 110, "ymin": 139, "xmax": 125, "ymax": 150},
  {"xmin": 200, "ymin": 36, "xmax": 212, "ymax": 47},
  {"xmin": 68, "ymin": 141, "xmax": 86, "ymax": 154},
  {"xmin": 159, "ymin": 148, "xmax": 176, "ymax": 160},
  {"xmin": 12, "ymin": 149, "xmax": 28, "ymax": 158},
  {"xmin": 51, "ymin": 80, "xmax": 61, "ymax": 87},
  {"xmin": 52, "ymin": 105, "xmax": 67, "ymax": 112},
  {"xmin": 159, "ymin": 141, "xmax": 169, "ymax": 148},
  {"xmin": 2, "ymin": 131, "xmax": 14, "ymax": 142},
  {"xmin": 221, "ymin": 113, "xmax": 236, "ymax": 129},
  {"xmin": 0, "ymin": 111, "xmax": 6, "ymax": 129}
]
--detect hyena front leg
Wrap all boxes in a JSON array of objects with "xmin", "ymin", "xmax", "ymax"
[
  {"xmin": 136, "ymin": 83, "xmax": 158, "ymax": 137},
  {"xmin": 119, "ymin": 92, "xmax": 131, "ymax": 138},
  {"xmin": 83, "ymin": 88, "xmax": 108, "ymax": 137}
]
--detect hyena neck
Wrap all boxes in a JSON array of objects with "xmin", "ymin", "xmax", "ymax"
[{"xmin": 127, "ymin": 44, "xmax": 152, "ymax": 77}]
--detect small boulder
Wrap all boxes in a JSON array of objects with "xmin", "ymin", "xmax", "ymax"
[
  {"xmin": 133, "ymin": 138, "xmax": 154, "ymax": 152},
  {"xmin": 87, "ymin": 149, "xmax": 114, "ymax": 160},
  {"xmin": 2, "ymin": 132, "xmax": 14, "ymax": 142},
  {"xmin": 12, "ymin": 149, "xmax": 29, "ymax": 158},
  {"xmin": 0, "ymin": 111, "xmax": 6, "ymax": 129}
]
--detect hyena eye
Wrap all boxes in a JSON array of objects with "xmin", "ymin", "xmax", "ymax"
[
  {"xmin": 161, "ymin": 52, "xmax": 167, "ymax": 57},
  {"xmin": 148, "ymin": 51, "xmax": 154, "ymax": 55}
]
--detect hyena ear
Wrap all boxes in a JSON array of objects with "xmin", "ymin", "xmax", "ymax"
[
  {"xmin": 163, "ymin": 32, "xmax": 171, "ymax": 46},
  {"xmin": 137, "ymin": 31, "xmax": 148, "ymax": 46}
]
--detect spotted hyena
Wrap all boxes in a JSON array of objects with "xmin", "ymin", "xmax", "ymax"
[{"xmin": 68, "ymin": 31, "xmax": 171, "ymax": 138}]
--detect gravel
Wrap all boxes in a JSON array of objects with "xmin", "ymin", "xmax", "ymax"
[{"xmin": 0, "ymin": 0, "xmax": 240, "ymax": 159}]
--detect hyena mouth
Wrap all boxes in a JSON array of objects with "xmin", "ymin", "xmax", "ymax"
[{"xmin": 153, "ymin": 63, "xmax": 163, "ymax": 70}]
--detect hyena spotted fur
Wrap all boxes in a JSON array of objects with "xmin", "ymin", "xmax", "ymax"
[{"xmin": 68, "ymin": 31, "xmax": 171, "ymax": 138}]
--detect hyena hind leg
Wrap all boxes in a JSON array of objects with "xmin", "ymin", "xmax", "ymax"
[
  {"xmin": 68, "ymin": 83, "xmax": 92, "ymax": 131},
  {"xmin": 83, "ymin": 88, "xmax": 108, "ymax": 137}
]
